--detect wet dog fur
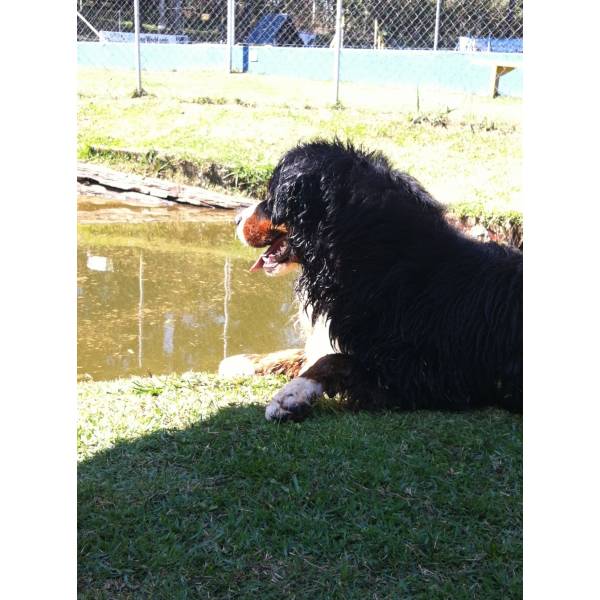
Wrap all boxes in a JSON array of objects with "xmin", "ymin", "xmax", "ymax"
[{"xmin": 234, "ymin": 139, "xmax": 523, "ymax": 421}]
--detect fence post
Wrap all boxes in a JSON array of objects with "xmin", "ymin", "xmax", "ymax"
[
  {"xmin": 332, "ymin": 0, "xmax": 343, "ymax": 105},
  {"xmin": 227, "ymin": 0, "xmax": 235, "ymax": 72},
  {"xmin": 433, "ymin": 0, "xmax": 442, "ymax": 51},
  {"xmin": 133, "ymin": 0, "xmax": 143, "ymax": 94}
]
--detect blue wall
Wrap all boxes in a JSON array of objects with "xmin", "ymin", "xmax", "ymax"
[
  {"xmin": 78, "ymin": 41, "xmax": 227, "ymax": 71},
  {"xmin": 78, "ymin": 42, "xmax": 522, "ymax": 98}
]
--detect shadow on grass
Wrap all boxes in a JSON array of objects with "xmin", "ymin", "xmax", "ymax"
[{"xmin": 78, "ymin": 404, "xmax": 521, "ymax": 599}]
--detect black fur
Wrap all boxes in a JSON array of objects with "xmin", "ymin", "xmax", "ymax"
[{"xmin": 265, "ymin": 139, "xmax": 522, "ymax": 412}]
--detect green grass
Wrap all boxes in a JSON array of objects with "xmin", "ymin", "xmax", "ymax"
[
  {"xmin": 78, "ymin": 68, "xmax": 522, "ymax": 213},
  {"xmin": 78, "ymin": 373, "xmax": 522, "ymax": 599}
]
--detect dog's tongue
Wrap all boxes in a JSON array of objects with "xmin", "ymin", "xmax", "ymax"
[
  {"xmin": 249, "ymin": 255, "xmax": 265, "ymax": 272},
  {"xmin": 248, "ymin": 237, "xmax": 285, "ymax": 273}
]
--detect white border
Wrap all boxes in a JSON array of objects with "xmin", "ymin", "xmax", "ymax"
[
  {"xmin": 524, "ymin": 1, "xmax": 600, "ymax": 598},
  {"xmin": 1, "ymin": 2, "xmax": 75, "ymax": 597},
  {"xmin": 3, "ymin": 1, "xmax": 600, "ymax": 597}
]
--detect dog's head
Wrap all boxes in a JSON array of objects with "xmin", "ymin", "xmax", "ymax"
[
  {"xmin": 236, "ymin": 139, "xmax": 445, "ymax": 280},
  {"xmin": 236, "ymin": 139, "xmax": 386, "ymax": 276}
]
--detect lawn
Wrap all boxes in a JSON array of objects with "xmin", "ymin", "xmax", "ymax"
[
  {"xmin": 77, "ymin": 68, "xmax": 522, "ymax": 212},
  {"xmin": 78, "ymin": 373, "xmax": 522, "ymax": 599}
]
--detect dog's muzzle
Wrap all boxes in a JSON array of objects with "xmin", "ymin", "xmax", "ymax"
[{"xmin": 235, "ymin": 203, "xmax": 298, "ymax": 277}]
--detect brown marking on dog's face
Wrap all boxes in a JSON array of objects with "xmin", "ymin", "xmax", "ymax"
[
  {"xmin": 242, "ymin": 213, "xmax": 287, "ymax": 247},
  {"xmin": 237, "ymin": 203, "xmax": 287, "ymax": 248},
  {"xmin": 235, "ymin": 203, "xmax": 297, "ymax": 277}
]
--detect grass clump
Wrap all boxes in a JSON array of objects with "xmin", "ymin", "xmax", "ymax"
[
  {"xmin": 190, "ymin": 95, "xmax": 227, "ymax": 105},
  {"xmin": 451, "ymin": 201, "xmax": 523, "ymax": 230},
  {"xmin": 409, "ymin": 107, "xmax": 455, "ymax": 128},
  {"xmin": 131, "ymin": 87, "xmax": 148, "ymax": 99},
  {"xmin": 78, "ymin": 373, "xmax": 522, "ymax": 599}
]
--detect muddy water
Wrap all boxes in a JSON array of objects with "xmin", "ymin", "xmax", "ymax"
[{"xmin": 77, "ymin": 201, "xmax": 301, "ymax": 381}]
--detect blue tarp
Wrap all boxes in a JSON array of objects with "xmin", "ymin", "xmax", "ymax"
[
  {"xmin": 245, "ymin": 14, "xmax": 294, "ymax": 45},
  {"xmin": 457, "ymin": 36, "xmax": 523, "ymax": 53}
]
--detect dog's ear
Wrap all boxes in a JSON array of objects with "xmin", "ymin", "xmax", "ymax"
[
  {"xmin": 268, "ymin": 139, "xmax": 364, "ymax": 226},
  {"xmin": 268, "ymin": 157, "xmax": 323, "ymax": 226}
]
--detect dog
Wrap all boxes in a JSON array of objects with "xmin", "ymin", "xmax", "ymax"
[{"xmin": 233, "ymin": 139, "xmax": 523, "ymax": 421}]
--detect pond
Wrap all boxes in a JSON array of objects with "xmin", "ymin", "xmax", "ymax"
[{"xmin": 77, "ymin": 198, "xmax": 301, "ymax": 381}]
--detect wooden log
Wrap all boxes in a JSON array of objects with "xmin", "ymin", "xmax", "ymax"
[
  {"xmin": 77, "ymin": 183, "xmax": 174, "ymax": 206},
  {"xmin": 77, "ymin": 161, "xmax": 253, "ymax": 210}
]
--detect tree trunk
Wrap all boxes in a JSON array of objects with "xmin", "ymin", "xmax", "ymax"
[
  {"xmin": 507, "ymin": 0, "xmax": 516, "ymax": 27},
  {"xmin": 174, "ymin": 0, "xmax": 183, "ymax": 34},
  {"xmin": 159, "ymin": 0, "xmax": 166, "ymax": 31}
]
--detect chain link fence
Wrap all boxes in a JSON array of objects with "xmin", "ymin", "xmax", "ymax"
[
  {"xmin": 78, "ymin": 0, "xmax": 228, "ymax": 43},
  {"xmin": 78, "ymin": 0, "xmax": 523, "ymax": 105}
]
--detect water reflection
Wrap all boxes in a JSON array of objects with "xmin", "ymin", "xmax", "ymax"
[{"xmin": 77, "ymin": 220, "xmax": 301, "ymax": 381}]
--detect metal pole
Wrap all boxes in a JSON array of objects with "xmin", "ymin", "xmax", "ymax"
[
  {"xmin": 332, "ymin": 0, "xmax": 343, "ymax": 104},
  {"xmin": 374, "ymin": 18, "xmax": 378, "ymax": 50},
  {"xmin": 133, "ymin": 0, "xmax": 143, "ymax": 94},
  {"xmin": 227, "ymin": 0, "xmax": 235, "ymax": 72},
  {"xmin": 433, "ymin": 0, "xmax": 442, "ymax": 51}
]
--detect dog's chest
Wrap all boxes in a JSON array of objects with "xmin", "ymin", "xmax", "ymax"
[{"xmin": 298, "ymin": 305, "xmax": 337, "ymax": 374}]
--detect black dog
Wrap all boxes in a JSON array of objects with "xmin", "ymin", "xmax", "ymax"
[{"xmin": 237, "ymin": 139, "xmax": 522, "ymax": 421}]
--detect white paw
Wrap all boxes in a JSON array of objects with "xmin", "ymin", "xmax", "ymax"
[{"xmin": 265, "ymin": 377, "xmax": 324, "ymax": 422}]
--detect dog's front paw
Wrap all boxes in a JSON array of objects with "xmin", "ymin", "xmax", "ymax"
[{"xmin": 265, "ymin": 377, "xmax": 324, "ymax": 422}]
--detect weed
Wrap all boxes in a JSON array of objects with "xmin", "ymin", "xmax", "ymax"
[
  {"xmin": 409, "ymin": 107, "xmax": 454, "ymax": 128},
  {"xmin": 131, "ymin": 378, "xmax": 165, "ymax": 397},
  {"xmin": 234, "ymin": 97, "xmax": 257, "ymax": 108},
  {"xmin": 131, "ymin": 87, "xmax": 148, "ymax": 99},
  {"xmin": 191, "ymin": 96, "xmax": 227, "ymax": 105}
]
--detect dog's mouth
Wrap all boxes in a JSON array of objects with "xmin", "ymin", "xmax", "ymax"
[{"xmin": 249, "ymin": 234, "xmax": 293, "ymax": 275}]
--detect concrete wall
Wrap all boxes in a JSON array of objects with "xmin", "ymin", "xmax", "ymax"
[{"xmin": 78, "ymin": 42, "xmax": 522, "ymax": 97}]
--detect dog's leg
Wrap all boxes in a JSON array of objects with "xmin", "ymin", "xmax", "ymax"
[
  {"xmin": 265, "ymin": 376, "xmax": 324, "ymax": 421},
  {"xmin": 265, "ymin": 354, "xmax": 374, "ymax": 421},
  {"xmin": 219, "ymin": 348, "xmax": 305, "ymax": 378}
]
